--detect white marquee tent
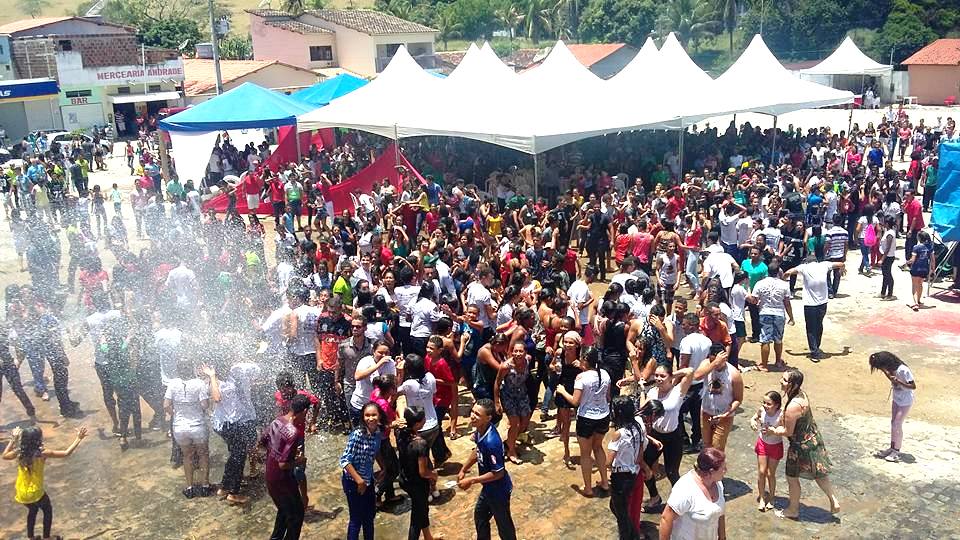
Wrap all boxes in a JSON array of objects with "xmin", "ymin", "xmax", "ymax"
[
  {"xmin": 297, "ymin": 34, "xmax": 853, "ymax": 155},
  {"xmin": 800, "ymin": 36, "xmax": 892, "ymax": 77}
]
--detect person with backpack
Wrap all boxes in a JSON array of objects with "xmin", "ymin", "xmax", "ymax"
[{"xmin": 855, "ymin": 205, "xmax": 879, "ymax": 275}]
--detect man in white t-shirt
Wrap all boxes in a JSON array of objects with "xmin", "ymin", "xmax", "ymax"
[
  {"xmin": 701, "ymin": 232, "xmax": 739, "ymax": 293},
  {"xmin": 677, "ymin": 313, "xmax": 714, "ymax": 452},
  {"xmin": 466, "ymin": 268, "xmax": 497, "ymax": 336},
  {"xmin": 567, "ymin": 266, "xmax": 597, "ymax": 341},
  {"xmin": 165, "ymin": 257, "xmax": 199, "ymax": 309},
  {"xmin": 747, "ymin": 262, "xmax": 794, "ymax": 370},
  {"xmin": 783, "ymin": 256, "xmax": 845, "ymax": 361}
]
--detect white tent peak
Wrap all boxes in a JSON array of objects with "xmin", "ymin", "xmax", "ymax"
[
  {"xmin": 377, "ymin": 45, "xmax": 433, "ymax": 84},
  {"xmin": 718, "ymin": 34, "xmax": 782, "ymax": 82},
  {"xmin": 448, "ymin": 41, "xmax": 515, "ymax": 83},
  {"xmin": 521, "ymin": 40, "xmax": 601, "ymax": 85},
  {"xmin": 800, "ymin": 36, "xmax": 892, "ymax": 76},
  {"xmin": 659, "ymin": 32, "xmax": 713, "ymax": 84}
]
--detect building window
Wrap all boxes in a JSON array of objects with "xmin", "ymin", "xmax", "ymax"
[
  {"xmin": 149, "ymin": 84, "xmax": 161, "ymax": 92},
  {"xmin": 65, "ymin": 90, "xmax": 92, "ymax": 98},
  {"xmin": 117, "ymin": 87, "xmax": 131, "ymax": 95},
  {"xmin": 309, "ymin": 45, "xmax": 333, "ymax": 62},
  {"xmin": 58, "ymin": 40, "xmax": 72, "ymax": 51}
]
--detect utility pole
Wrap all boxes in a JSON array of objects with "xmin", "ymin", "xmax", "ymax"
[{"xmin": 208, "ymin": 0, "xmax": 224, "ymax": 94}]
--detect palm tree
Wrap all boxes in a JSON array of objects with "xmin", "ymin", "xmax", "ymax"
[
  {"xmin": 281, "ymin": 0, "xmax": 305, "ymax": 16},
  {"xmin": 383, "ymin": 0, "xmax": 413, "ymax": 21},
  {"xmin": 494, "ymin": 3, "xmax": 523, "ymax": 40},
  {"xmin": 521, "ymin": 0, "xmax": 556, "ymax": 44},
  {"xmin": 434, "ymin": 5, "xmax": 462, "ymax": 51},
  {"xmin": 656, "ymin": 0, "xmax": 720, "ymax": 50},
  {"xmin": 716, "ymin": 0, "xmax": 738, "ymax": 54}
]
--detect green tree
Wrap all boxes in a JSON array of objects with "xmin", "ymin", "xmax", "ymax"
[
  {"xmin": 716, "ymin": 0, "xmax": 737, "ymax": 54},
  {"xmin": 579, "ymin": 0, "xmax": 658, "ymax": 47},
  {"xmin": 434, "ymin": 5, "xmax": 462, "ymax": 50},
  {"xmin": 655, "ymin": 0, "xmax": 720, "ymax": 49},
  {"xmin": 521, "ymin": 0, "xmax": 557, "ymax": 44},
  {"xmin": 17, "ymin": 0, "xmax": 50, "ymax": 18},
  {"xmin": 282, "ymin": 0, "xmax": 307, "ymax": 16},
  {"xmin": 382, "ymin": 0, "xmax": 414, "ymax": 20},
  {"xmin": 218, "ymin": 35, "xmax": 253, "ymax": 60},
  {"xmin": 140, "ymin": 17, "xmax": 203, "ymax": 54},
  {"xmin": 873, "ymin": 0, "xmax": 938, "ymax": 64},
  {"xmin": 494, "ymin": 2, "xmax": 523, "ymax": 40},
  {"xmin": 449, "ymin": 0, "xmax": 497, "ymax": 40}
]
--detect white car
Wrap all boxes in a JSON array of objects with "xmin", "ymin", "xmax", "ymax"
[{"xmin": 44, "ymin": 132, "xmax": 112, "ymax": 153}]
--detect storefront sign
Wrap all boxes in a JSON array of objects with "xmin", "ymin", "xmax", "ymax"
[
  {"xmin": 70, "ymin": 97, "xmax": 89, "ymax": 105},
  {"xmin": 56, "ymin": 53, "xmax": 185, "ymax": 87},
  {"xmin": 0, "ymin": 78, "xmax": 59, "ymax": 102}
]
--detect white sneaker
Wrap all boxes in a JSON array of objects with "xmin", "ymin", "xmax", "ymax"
[
  {"xmin": 874, "ymin": 447, "xmax": 893, "ymax": 458},
  {"xmin": 884, "ymin": 451, "xmax": 900, "ymax": 463}
]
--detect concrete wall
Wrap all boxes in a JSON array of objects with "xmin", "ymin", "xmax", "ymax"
[
  {"xmin": 250, "ymin": 15, "xmax": 338, "ymax": 70},
  {"xmin": 328, "ymin": 23, "xmax": 376, "ymax": 76},
  {"xmin": 907, "ymin": 65, "xmax": 960, "ymax": 105},
  {"xmin": 0, "ymin": 96, "xmax": 63, "ymax": 141}
]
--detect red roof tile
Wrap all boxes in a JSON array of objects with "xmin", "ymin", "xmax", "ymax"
[
  {"xmin": 902, "ymin": 39, "xmax": 960, "ymax": 66},
  {"xmin": 182, "ymin": 59, "xmax": 316, "ymax": 96},
  {"xmin": 566, "ymin": 43, "xmax": 628, "ymax": 67}
]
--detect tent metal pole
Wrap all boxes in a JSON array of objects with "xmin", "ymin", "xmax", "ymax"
[
  {"xmin": 295, "ymin": 126, "xmax": 302, "ymax": 161},
  {"xmin": 678, "ymin": 118, "xmax": 685, "ymax": 178},
  {"xmin": 770, "ymin": 116, "xmax": 778, "ymax": 166},
  {"xmin": 393, "ymin": 124, "xmax": 400, "ymax": 169},
  {"xmin": 532, "ymin": 135, "xmax": 539, "ymax": 201}
]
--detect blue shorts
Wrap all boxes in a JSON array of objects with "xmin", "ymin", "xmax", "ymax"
[{"xmin": 759, "ymin": 314, "xmax": 785, "ymax": 344}]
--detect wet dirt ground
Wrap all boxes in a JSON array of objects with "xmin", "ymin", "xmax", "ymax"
[{"xmin": 1, "ymin": 142, "xmax": 959, "ymax": 540}]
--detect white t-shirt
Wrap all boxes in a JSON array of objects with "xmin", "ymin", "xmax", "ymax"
[
  {"xmin": 351, "ymin": 356, "xmax": 396, "ymax": 409},
  {"xmin": 718, "ymin": 212, "xmax": 739, "ymax": 245},
  {"xmin": 410, "ymin": 297, "xmax": 443, "ymax": 338},
  {"xmin": 703, "ymin": 252, "xmax": 736, "ymax": 288},
  {"xmin": 667, "ymin": 470, "xmax": 725, "ymax": 540},
  {"xmin": 608, "ymin": 425, "xmax": 644, "ymax": 473},
  {"xmin": 649, "ymin": 384, "xmax": 683, "ymax": 433},
  {"xmin": 210, "ymin": 363, "xmax": 261, "ymax": 431},
  {"xmin": 275, "ymin": 262, "xmax": 294, "ymax": 292},
  {"xmin": 466, "ymin": 282, "xmax": 495, "ymax": 329},
  {"xmin": 573, "ymin": 368, "xmax": 610, "ymax": 420},
  {"xmin": 567, "ymin": 279, "xmax": 591, "ymax": 325},
  {"xmin": 880, "ymin": 229, "xmax": 897, "ymax": 258},
  {"xmin": 753, "ymin": 276, "xmax": 790, "ymax": 317},
  {"xmin": 658, "ymin": 253, "xmax": 680, "ymax": 285},
  {"xmin": 86, "ymin": 309, "xmax": 122, "ymax": 365},
  {"xmin": 154, "ymin": 327, "xmax": 183, "ymax": 386},
  {"xmin": 400, "ymin": 374, "xmax": 438, "ymax": 430},
  {"xmin": 730, "ymin": 284, "xmax": 747, "ymax": 322},
  {"xmin": 261, "ymin": 305, "xmax": 292, "ymax": 356},
  {"xmin": 165, "ymin": 264, "xmax": 198, "ymax": 307},
  {"xmin": 797, "ymin": 262, "xmax": 831, "ymax": 306},
  {"xmin": 857, "ymin": 216, "xmax": 877, "ymax": 240},
  {"xmin": 394, "ymin": 284, "xmax": 420, "ymax": 328},
  {"xmin": 164, "ymin": 378, "xmax": 209, "ymax": 432},
  {"xmin": 679, "ymin": 333, "xmax": 713, "ymax": 369},
  {"xmin": 892, "ymin": 364, "xmax": 915, "ymax": 406},
  {"xmin": 290, "ymin": 305, "xmax": 321, "ymax": 355}
]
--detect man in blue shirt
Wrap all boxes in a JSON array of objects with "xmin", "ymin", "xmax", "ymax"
[
  {"xmin": 424, "ymin": 175, "xmax": 442, "ymax": 206},
  {"xmin": 458, "ymin": 399, "xmax": 517, "ymax": 540}
]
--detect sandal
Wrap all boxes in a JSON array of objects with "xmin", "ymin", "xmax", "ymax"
[
  {"xmin": 642, "ymin": 495, "xmax": 662, "ymax": 513},
  {"xmin": 774, "ymin": 509, "xmax": 799, "ymax": 520},
  {"xmin": 507, "ymin": 455, "xmax": 524, "ymax": 465}
]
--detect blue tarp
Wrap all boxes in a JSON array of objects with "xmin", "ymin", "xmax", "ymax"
[
  {"xmin": 934, "ymin": 141, "xmax": 960, "ymax": 242},
  {"xmin": 159, "ymin": 82, "xmax": 316, "ymax": 132},
  {"xmin": 291, "ymin": 74, "xmax": 367, "ymax": 107}
]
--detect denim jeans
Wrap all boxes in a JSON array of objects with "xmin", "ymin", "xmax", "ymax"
[
  {"xmin": 25, "ymin": 352, "xmax": 46, "ymax": 394},
  {"xmin": 475, "ymin": 491, "xmax": 517, "ymax": 540},
  {"xmin": 859, "ymin": 240, "xmax": 872, "ymax": 272},
  {"xmin": 685, "ymin": 252, "xmax": 701, "ymax": 294},
  {"xmin": 343, "ymin": 475, "xmax": 376, "ymax": 540}
]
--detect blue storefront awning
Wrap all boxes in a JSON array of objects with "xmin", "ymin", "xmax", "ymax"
[{"xmin": 0, "ymin": 78, "xmax": 59, "ymax": 103}]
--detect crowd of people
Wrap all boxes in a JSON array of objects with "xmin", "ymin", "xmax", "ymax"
[{"xmin": 0, "ymin": 104, "xmax": 947, "ymax": 540}]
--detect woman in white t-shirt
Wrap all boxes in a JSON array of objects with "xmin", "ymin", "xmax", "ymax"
[
  {"xmin": 878, "ymin": 216, "xmax": 898, "ymax": 300},
  {"xmin": 555, "ymin": 348, "xmax": 610, "ymax": 498},
  {"xmin": 163, "ymin": 357, "xmax": 211, "ymax": 498},
  {"xmin": 350, "ymin": 341, "xmax": 396, "ymax": 413},
  {"xmin": 641, "ymin": 363, "xmax": 695, "ymax": 511},
  {"xmin": 397, "ymin": 354, "xmax": 440, "ymax": 450},
  {"xmin": 659, "ymin": 448, "xmax": 727, "ymax": 540},
  {"xmin": 869, "ymin": 351, "xmax": 916, "ymax": 463},
  {"xmin": 606, "ymin": 395, "xmax": 652, "ymax": 539}
]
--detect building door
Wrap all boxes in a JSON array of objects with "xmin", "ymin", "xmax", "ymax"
[
  {"xmin": 60, "ymin": 103, "xmax": 104, "ymax": 132},
  {"xmin": 112, "ymin": 102, "xmax": 136, "ymax": 136}
]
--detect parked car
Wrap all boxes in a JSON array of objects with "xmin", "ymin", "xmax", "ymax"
[{"xmin": 44, "ymin": 131, "xmax": 113, "ymax": 153}]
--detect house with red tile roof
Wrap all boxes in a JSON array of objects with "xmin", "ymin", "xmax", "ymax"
[
  {"xmin": 247, "ymin": 8, "xmax": 437, "ymax": 77},
  {"xmin": 902, "ymin": 39, "xmax": 960, "ymax": 105},
  {"xmin": 181, "ymin": 59, "xmax": 318, "ymax": 104}
]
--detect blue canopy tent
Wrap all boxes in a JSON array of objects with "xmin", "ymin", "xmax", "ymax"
[
  {"xmin": 159, "ymin": 82, "xmax": 315, "ymax": 132},
  {"xmin": 291, "ymin": 74, "xmax": 368, "ymax": 108},
  {"xmin": 158, "ymin": 83, "xmax": 316, "ymax": 184}
]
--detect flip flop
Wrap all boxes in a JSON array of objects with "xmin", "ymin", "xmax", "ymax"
[{"xmin": 774, "ymin": 509, "xmax": 799, "ymax": 520}]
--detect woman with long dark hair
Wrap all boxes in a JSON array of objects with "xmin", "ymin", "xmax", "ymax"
[
  {"xmin": 551, "ymin": 330, "xmax": 583, "ymax": 467},
  {"xmin": 340, "ymin": 402, "xmax": 384, "ymax": 540},
  {"xmin": 766, "ymin": 369, "xmax": 840, "ymax": 519},
  {"xmin": 868, "ymin": 352, "xmax": 916, "ymax": 463},
  {"xmin": 904, "ymin": 230, "xmax": 935, "ymax": 312},
  {"xmin": 555, "ymin": 347, "xmax": 610, "ymax": 498},
  {"xmin": 607, "ymin": 395, "xmax": 649, "ymax": 540},
  {"xmin": 396, "ymin": 406, "xmax": 439, "ymax": 540}
]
